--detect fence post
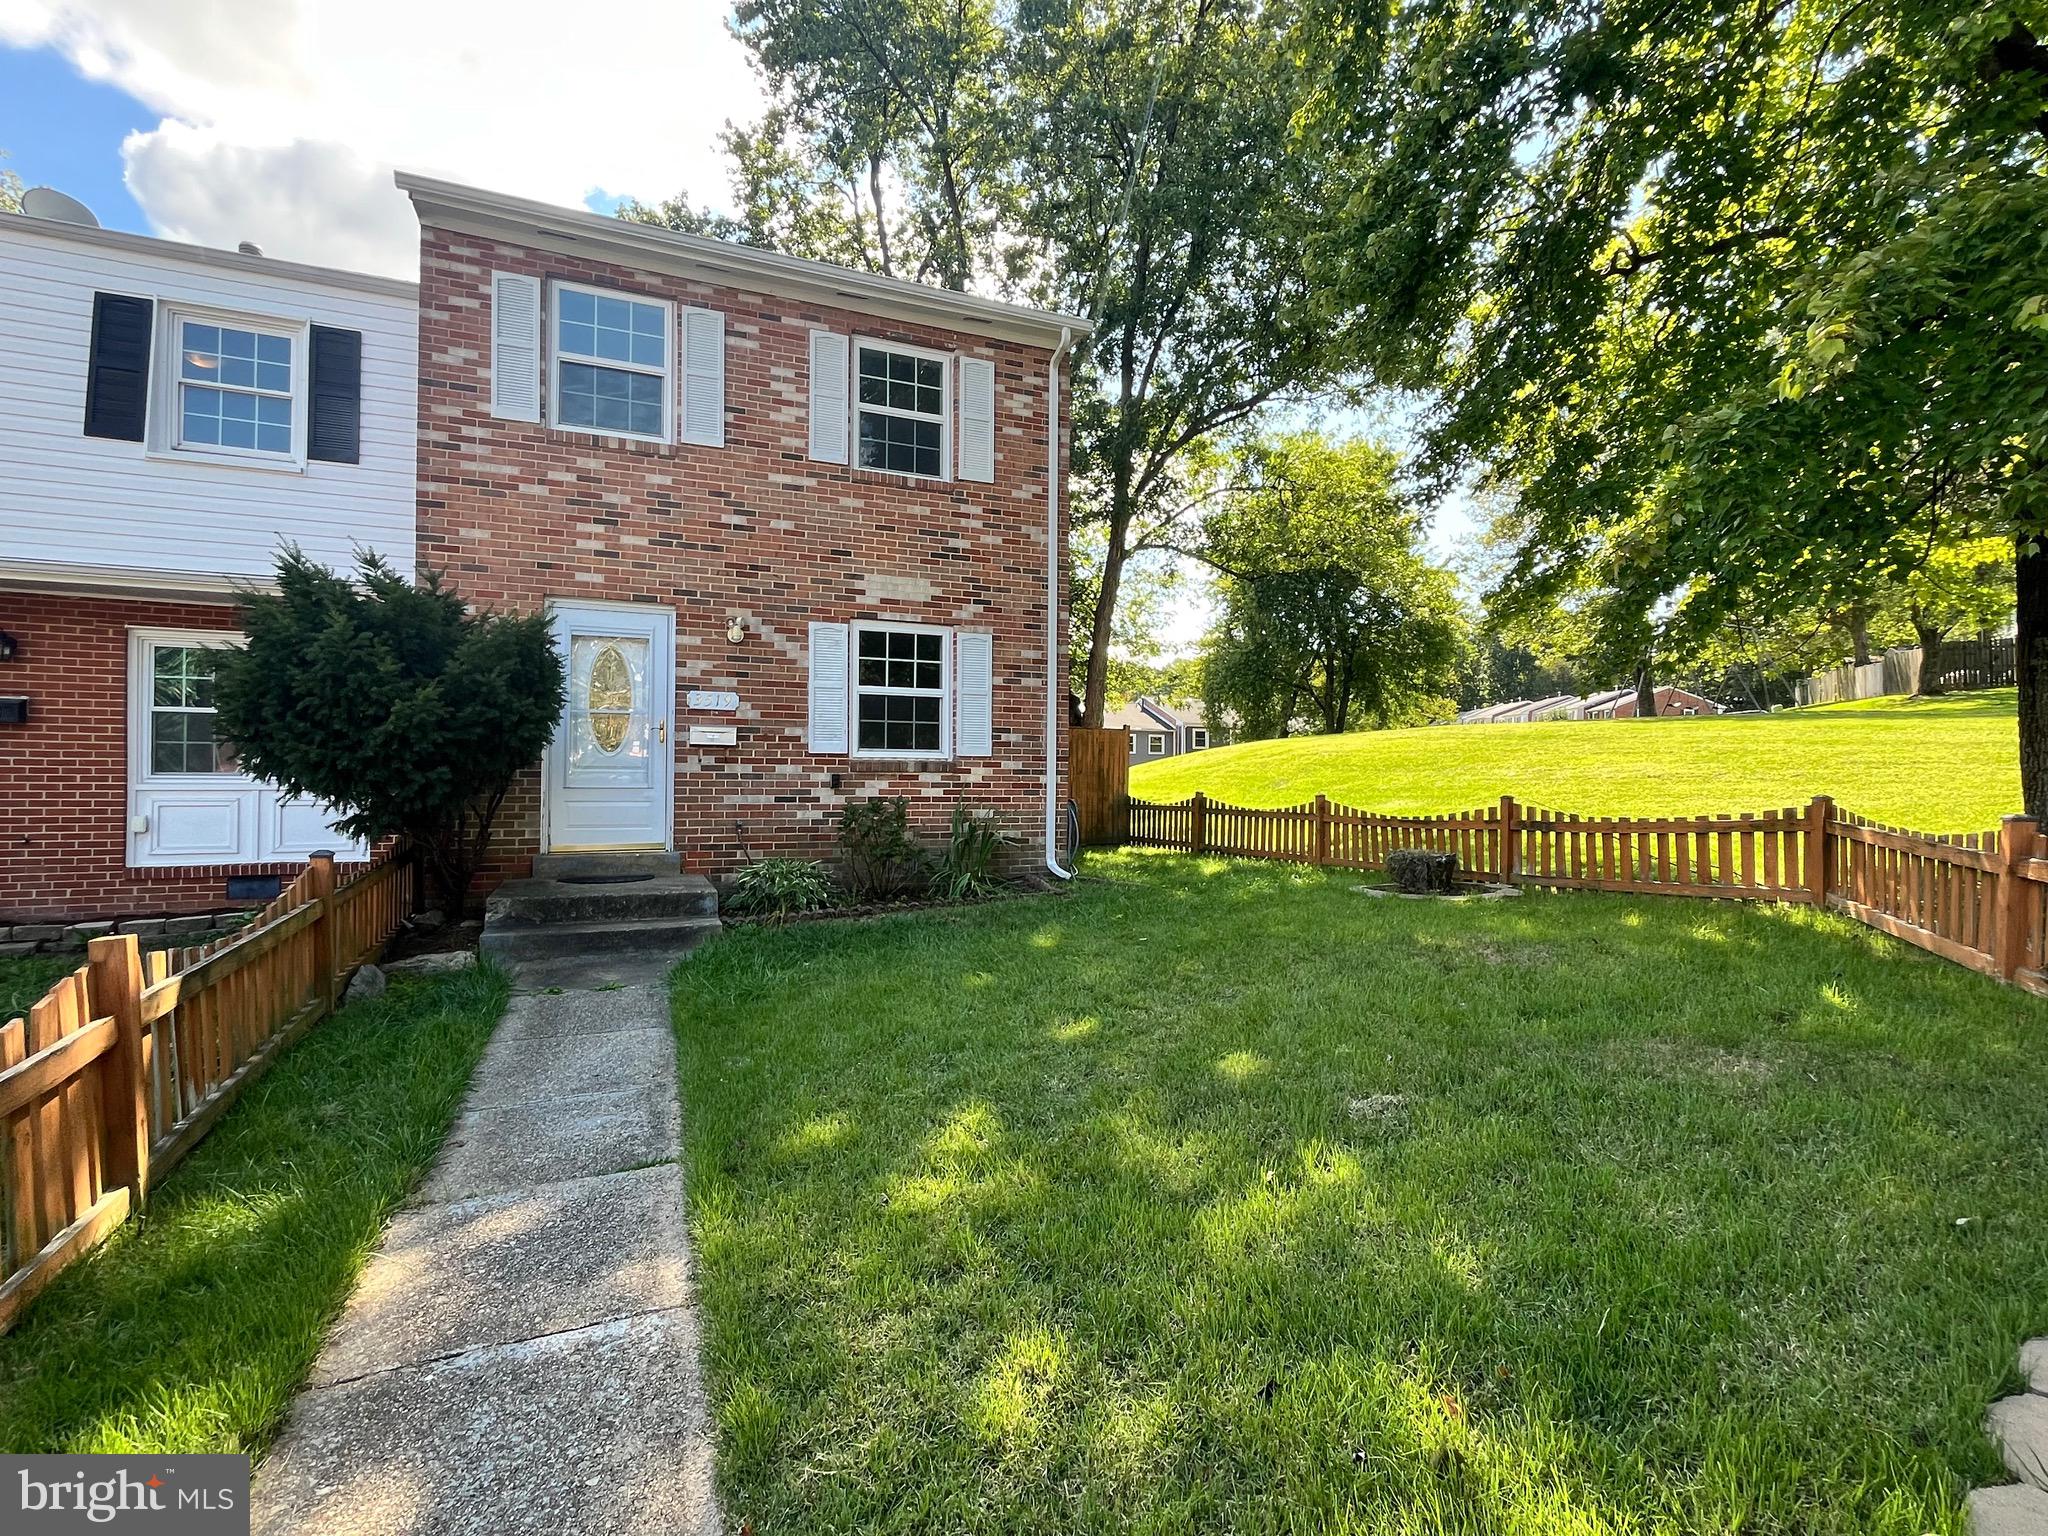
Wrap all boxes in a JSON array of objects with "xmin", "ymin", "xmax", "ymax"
[
  {"xmin": 1996, "ymin": 815, "xmax": 2039, "ymax": 984},
  {"xmin": 1191, "ymin": 792, "xmax": 1207, "ymax": 856},
  {"xmin": 1314, "ymin": 795, "xmax": 1331, "ymax": 866},
  {"xmin": 1498, "ymin": 795, "xmax": 1519, "ymax": 884},
  {"xmin": 1805, "ymin": 795, "xmax": 1834, "ymax": 907},
  {"xmin": 307, "ymin": 851, "xmax": 339, "ymax": 1016},
  {"xmin": 86, "ymin": 933, "xmax": 151, "ymax": 1208}
]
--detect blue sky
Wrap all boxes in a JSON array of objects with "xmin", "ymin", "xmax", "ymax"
[{"xmin": 1, "ymin": 44, "xmax": 151, "ymax": 230}]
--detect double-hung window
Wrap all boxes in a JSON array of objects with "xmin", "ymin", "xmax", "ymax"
[
  {"xmin": 552, "ymin": 284, "xmax": 672, "ymax": 442},
  {"xmin": 173, "ymin": 315, "xmax": 298, "ymax": 460},
  {"xmin": 855, "ymin": 341, "xmax": 948, "ymax": 478},
  {"xmin": 1188, "ymin": 728, "xmax": 1208, "ymax": 750},
  {"xmin": 852, "ymin": 623, "xmax": 949, "ymax": 757},
  {"xmin": 1146, "ymin": 733, "xmax": 1165, "ymax": 756},
  {"xmin": 144, "ymin": 640, "xmax": 238, "ymax": 776}
]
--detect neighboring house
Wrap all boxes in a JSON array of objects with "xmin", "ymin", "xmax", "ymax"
[
  {"xmin": 1580, "ymin": 685, "xmax": 1725, "ymax": 719},
  {"xmin": 399, "ymin": 175, "xmax": 1087, "ymax": 888},
  {"xmin": 1106, "ymin": 696, "xmax": 1212, "ymax": 759},
  {"xmin": 0, "ymin": 205, "xmax": 416, "ymax": 921}
]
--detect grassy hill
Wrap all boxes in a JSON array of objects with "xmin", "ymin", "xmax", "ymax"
[{"xmin": 1126, "ymin": 689, "xmax": 2019, "ymax": 831}]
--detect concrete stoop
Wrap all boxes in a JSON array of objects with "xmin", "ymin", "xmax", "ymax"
[
  {"xmin": 481, "ymin": 856, "xmax": 720, "ymax": 984},
  {"xmin": 1975, "ymin": 1339, "xmax": 2048, "ymax": 1533}
]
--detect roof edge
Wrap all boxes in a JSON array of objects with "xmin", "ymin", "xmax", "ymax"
[
  {"xmin": 397, "ymin": 171, "xmax": 1091, "ymax": 345},
  {"xmin": 0, "ymin": 210, "xmax": 418, "ymax": 300}
]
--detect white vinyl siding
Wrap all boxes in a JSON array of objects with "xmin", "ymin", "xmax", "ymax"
[
  {"xmin": 680, "ymin": 306, "xmax": 724, "ymax": 446},
  {"xmin": 0, "ymin": 220, "xmax": 416, "ymax": 591},
  {"xmin": 809, "ymin": 329, "xmax": 849, "ymax": 463},
  {"xmin": 126, "ymin": 628, "xmax": 364, "ymax": 868},
  {"xmin": 956, "ymin": 354, "xmax": 995, "ymax": 481},
  {"xmin": 490, "ymin": 271, "xmax": 542, "ymax": 422}
]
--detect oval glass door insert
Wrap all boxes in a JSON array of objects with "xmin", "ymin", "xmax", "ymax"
[{"xmin": 587, "ymin": 643, "xmax": 633, "ymax": 753}]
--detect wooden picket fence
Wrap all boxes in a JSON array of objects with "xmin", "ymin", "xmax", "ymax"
[
  {"xmin": 1129, "ymin": 792, "xmax": 2048, "ymax": 996},
  {"xmin": 0, "ymin": 846, "xmax": 416, "ymax": 1331}
]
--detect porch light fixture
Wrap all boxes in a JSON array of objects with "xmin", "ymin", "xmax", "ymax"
[
  {"xmin": 726, "ymin": 617, "xmax": 746, "ymax": 645},
  {"xmin": 0, "ymin": 631, "xmax": 15, "ymax": 661}
]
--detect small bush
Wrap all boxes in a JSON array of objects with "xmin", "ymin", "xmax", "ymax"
[
  {"xmin": 725, "ymin": 858, "xmax": 836, "ymax": 919},
  {"xmin": 937, "ymin": 805, "xmax": 1013, "ymax": 901},
  {"xmin": 839, "ymin": 797, "xmax": 929, "ymax": 903}
]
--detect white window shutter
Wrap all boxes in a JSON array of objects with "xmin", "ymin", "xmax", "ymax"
[
  {"xmin": 809, "ymin": 329, "xmax": 849, "ymax": 464},
  {"xmin": 681, "ymin": 306, "xmax": 724, "ymax": 446},
  {"xmin": 958, "ymin": 356, "xmax": 996, "ymax": 482},
  {"xmin": 490, "ymin": 272, "xmax": 542, "ymax": 422},
  {"xmin": 955, "ymin": 632, "xmax": 993, "ymax": 756},
  {"xmin": 808, "ymin": 622, "xmax": 850, "ymax": 752}
]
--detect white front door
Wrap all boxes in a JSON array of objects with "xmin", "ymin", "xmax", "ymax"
[{"xmin": 545, "ymin": 602, "xmax": 674, "ymax": 852}]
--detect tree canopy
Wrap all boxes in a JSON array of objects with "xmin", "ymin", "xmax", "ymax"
[{"xmin": 1200, "ymin": 434, "xmax": 1462, "ymax": 736}]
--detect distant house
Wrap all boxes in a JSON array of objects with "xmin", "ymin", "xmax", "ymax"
[
  {"xmin": 1106, "ymin": 696, "xmax": 1213, "ymax": 759},
  {"xmin": 1460, "ymin": 695, "xmax": 1580, "ymax": 724},
  {"xmin": 1580, "ymin": 685, "xmax": 1725, "ymax": 719}
]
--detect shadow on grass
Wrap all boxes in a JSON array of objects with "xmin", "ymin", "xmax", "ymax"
[
  {"xmin": 0, "ymin": 966, "xmax": 508, "ymax": 1455},
  {"xmin": 674, "ymin": 850, "xmax": 2046, "ymax": 1535}
]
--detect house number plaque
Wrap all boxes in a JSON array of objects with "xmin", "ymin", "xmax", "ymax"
[{"xmin": 686, "ymin": 690, "xmax": 739, "ymax": 712}]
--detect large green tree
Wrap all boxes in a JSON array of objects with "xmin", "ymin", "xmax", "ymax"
[
  {"xmin": 1309, "ymin": 0, "xmax": 2047, "ymax": 804},
  {"xmin": 640, "ymin": 0, "xmax": 1367, "ymax": 727},
  {"xmin": 1199, "ymin": 434, "xmax": 1462, "ymax": 735}
]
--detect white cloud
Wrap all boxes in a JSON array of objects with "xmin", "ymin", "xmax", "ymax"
[{"xmin": 0, "ymin": 0, "xmax": 761, "ymax": 277}]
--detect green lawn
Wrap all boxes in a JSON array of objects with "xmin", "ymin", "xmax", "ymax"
[
  {"xmin": 0, "ymin": 954, "xmax": 74, "ymax": 1022},
  {"xmin": 1130, "ymin": 690, "xmax": 2019, "ymax": 831},
  {"xmin": 673, "ymin": 849, "xmax": 2048, "ymax": 1535},
  {"xmin": 0, "ymin": 965, "xmax": 507, "ymax": 1454}
]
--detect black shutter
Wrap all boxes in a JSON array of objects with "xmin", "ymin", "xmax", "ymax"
[
  {"xmin": 83, "ymin": 293, "xmax": 153, "ymax": 441},
  {"xmin": 307, "ymin": 325, "xmax": 362, "ymax": 464}
]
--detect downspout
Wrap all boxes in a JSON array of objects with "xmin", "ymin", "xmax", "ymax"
[{"xmin": 1045, "ymin": 324, "xmax": 1076, "ymax": 880}]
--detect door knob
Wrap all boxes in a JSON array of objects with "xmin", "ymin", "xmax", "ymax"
[{"xmin": 658, "ymin": 719, "xmax": 667, "ymax": 743}]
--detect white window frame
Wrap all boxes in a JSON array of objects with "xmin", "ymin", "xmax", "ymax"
[
  {"xmin": 851, "ymin": 336, "xmax": 951, "ymax": 482},
  {"xmin": 1128, "ymin": 732, "xmax": 1139, "ymax": 757},
  {"xmin": 849, "ymin": 619, "xmax": 952, "ymax": 760},
  {"xmin": 154, "ymin": 303, "xmax": 309, "ymax": 469},
  {"xmin": 1188, "ymin": 728, "xmax": 1208, "ymax": 750},
  {"xmin": 1146, "ymin": 732, "xmax": 1166, "ymax": 755},
  {"xmin": 548, "ymin": 280, "xmax": 675, "ymax": 445},
  {"xmin": 130, "ymin": 630, "xmax": 249, "ymax": 789}
]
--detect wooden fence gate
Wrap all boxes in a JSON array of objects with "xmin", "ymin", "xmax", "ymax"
[{"xmin": 1072, "ymin": 727, "xmax": 1131, "ymax": 846}]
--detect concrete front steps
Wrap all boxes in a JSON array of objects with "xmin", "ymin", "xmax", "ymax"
[{"xmin": 481, "ymin": 852, "xmax": 721, "ymax": 986}]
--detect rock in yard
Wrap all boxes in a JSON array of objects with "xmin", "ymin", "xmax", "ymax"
[
  {"xmin": 2022, "ymin": 1338, "xmax": 2048, "ymax": 1396},
  {"xmin": 385, "ymin": 950, "xmax": 478, "ymax": 978},
  {"xmin": 343, "ymin": 964, "xmax": 388, "ymax": 1006},
  {"xmin": 409, "ymin": 908, "xmax": 448, "ymax": 932}
]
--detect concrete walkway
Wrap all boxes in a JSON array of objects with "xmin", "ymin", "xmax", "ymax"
[{"xmin": 253, "ymin": 976, "xmax": 720, "ymax": 1536}]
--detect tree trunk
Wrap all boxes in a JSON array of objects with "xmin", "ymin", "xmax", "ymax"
[
  {"xmin": 1633, "ymin": 661, "xmax": 1657, "ymax": 719},
  {"xmin": 1850, "ymin": 612, "xmax": 1872, "ymax": 667},
  {"xmin": 1911, "ymin": 618, "xmax": 1949, "ymax": 697},
  {"xmin": 2018, "ymin": 536, "xmax": 2048, "ymax": 819},
  {"xmin": 1081, "ymin": 513, "xmax": 1128, "ymax": 728},
  {"xmin": 869, "ymin": 154, "xmax": 892, "ymax": 276}
]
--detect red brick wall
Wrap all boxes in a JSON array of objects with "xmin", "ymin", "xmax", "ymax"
[
  {"xmin": 0, "ymin": 591, "xmax": 309, "ymax": 921},
  {"xmin": 417, "ymin": 226, "xmax": 1071, "ymax": 887}
]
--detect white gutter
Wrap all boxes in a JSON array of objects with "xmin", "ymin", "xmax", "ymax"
[{"xmin": 1045, "ymin": 325, "xmax": 1076, "ymax": 880}]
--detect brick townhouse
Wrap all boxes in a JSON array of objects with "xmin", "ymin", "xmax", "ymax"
[
  {"xmin": 398, "ymin": 175, "xmax": 1087, "ymax": 888},
  {"xmin": 0, "ymin": 176, "xmax": 1085, "ymax": 922}
]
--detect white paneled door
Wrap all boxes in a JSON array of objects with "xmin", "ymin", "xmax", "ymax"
[{"xmin": 544, "ymin": 602, "xmax": 674, "ymax": 852}]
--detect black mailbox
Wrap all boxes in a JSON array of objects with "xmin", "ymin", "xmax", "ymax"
[{"xmin": 0, "ymin": 697, "xmax": 26, "ymax": 725}]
